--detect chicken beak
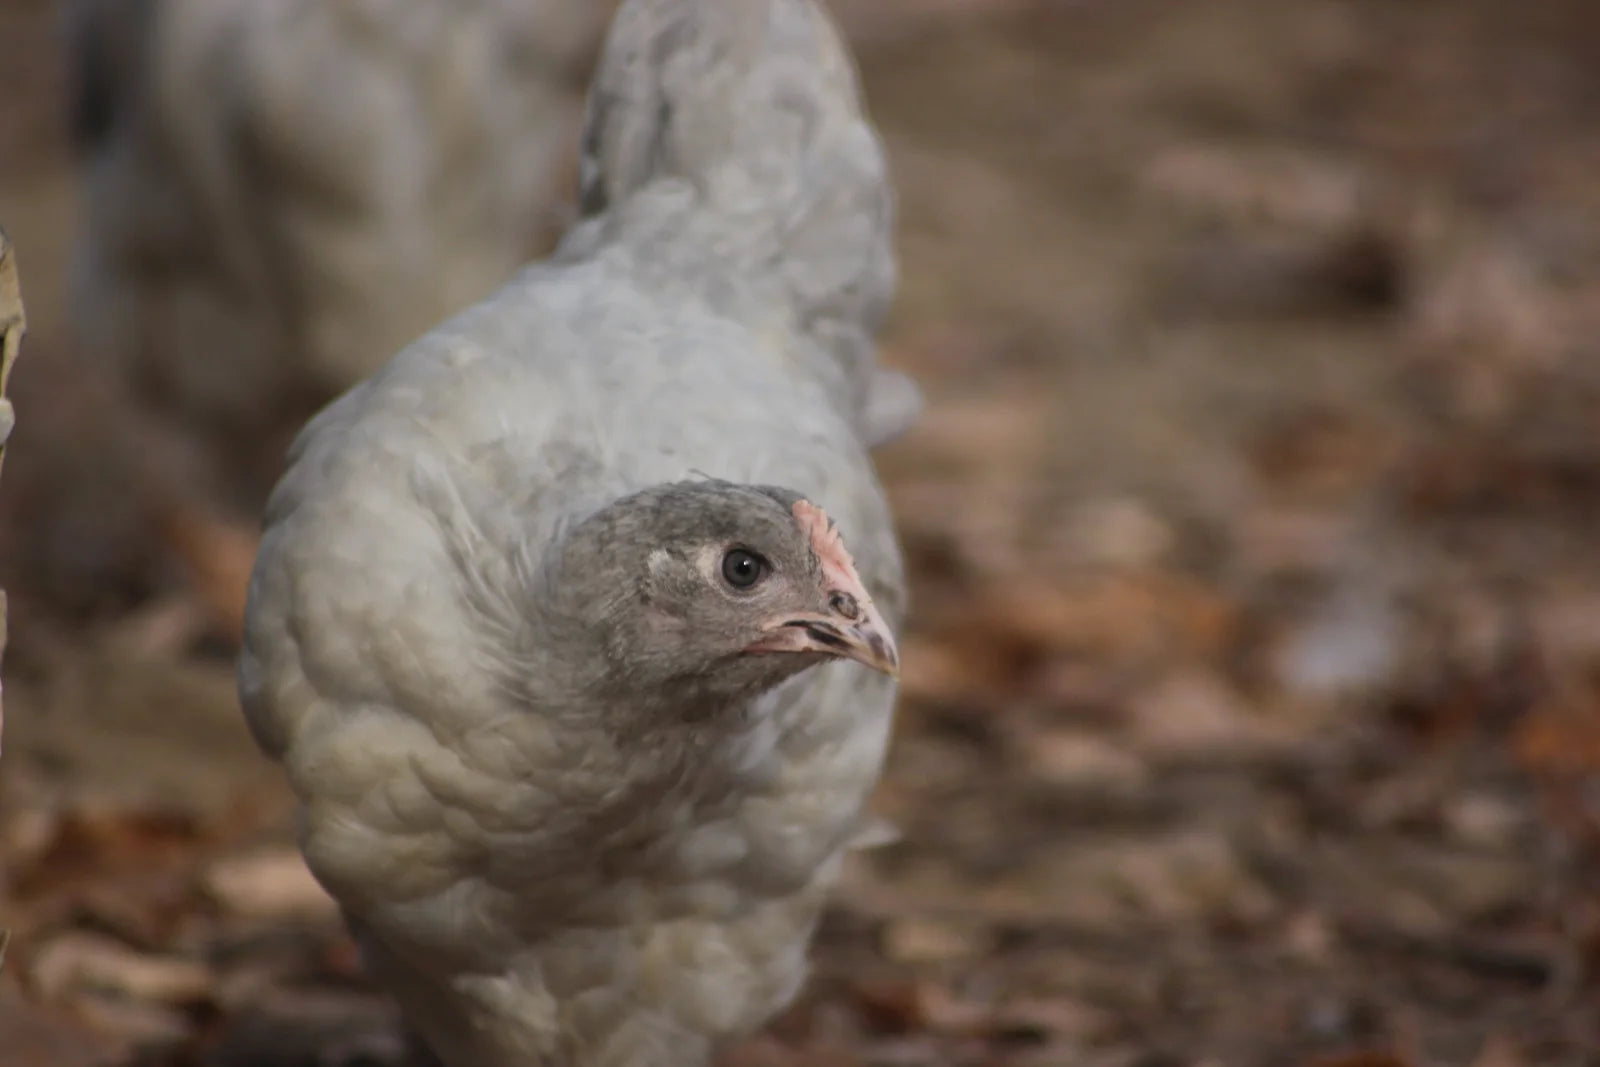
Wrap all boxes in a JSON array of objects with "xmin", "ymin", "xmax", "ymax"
[
  {"xmin": 747, "ymin": 591, "xmax": 900, "ymax": 678},
  {"xmin": 817, "ymin": 591, "xmax": 900, "ymax": 677},
  {"xmin": 743, "ymin": 497, "xmax": 899, "ymax": 677}
]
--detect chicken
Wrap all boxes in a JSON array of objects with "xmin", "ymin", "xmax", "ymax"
[
  {"xmin": 239, "ymin": 1, "xmax": 915, "ymax": 1064},
  {"xmin": 65, "ymin": 0, "xmax": 616, "ymax": 501}
]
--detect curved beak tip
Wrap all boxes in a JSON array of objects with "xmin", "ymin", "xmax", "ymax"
[
  {"xmin": 864, "ymin": 630, "xmax": 900, "ymax": 679},
  {"xmin": 747, "ymin": 606, "xmax": 900, "ymax": 679}
]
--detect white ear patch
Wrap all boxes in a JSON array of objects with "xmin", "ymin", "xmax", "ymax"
[{"xmin": 646, "ymin": 548, "xmax": 674, "ymax": 577}]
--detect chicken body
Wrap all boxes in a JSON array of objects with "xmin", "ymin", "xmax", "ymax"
[
  {"xmin": 67, "ymin": 0, "xmax": 614, "ymax": 498},
  {"xmin": 240, "ymin": 2, "xmax": 909, "ymax": 1064}
]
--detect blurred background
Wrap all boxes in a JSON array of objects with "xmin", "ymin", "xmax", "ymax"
[{"xmin": 2, "ymin": 0, "xmax": 1599, "ymax": 1064}]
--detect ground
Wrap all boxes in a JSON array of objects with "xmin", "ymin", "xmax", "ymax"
[{"xmin": 1, "ymin": 1, "xmax": 1599, "ymax": 1065}]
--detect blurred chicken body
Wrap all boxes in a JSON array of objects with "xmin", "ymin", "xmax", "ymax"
[
  {"xmin": 66, "ymin": 0, "xmax": 614, "ymax": 497},
  {"xmin": 240, "ymin": 1, "xmax": 914, "ymax": 1064}
]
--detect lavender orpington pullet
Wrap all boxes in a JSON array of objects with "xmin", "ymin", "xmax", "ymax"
[{"xmin": 239, "ymin": 0, "xmax": 916, "ymax": 1064}]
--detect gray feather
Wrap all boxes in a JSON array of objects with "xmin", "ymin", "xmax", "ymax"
[
  {"xmin": 66, "ymin": 0, "xmax": 610, "ymax": 449},
  {"xmin": 863, "ymin": 367, "xmax": 924, "ymax": 446},
  {"xmin": 559, "ymin": 0, "xmax": 902, "ymax": 442}
]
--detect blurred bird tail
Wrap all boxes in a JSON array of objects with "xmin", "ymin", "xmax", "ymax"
[{"xmin": 565, "ymin": 0, "xmax": 918, "ymax": 445}]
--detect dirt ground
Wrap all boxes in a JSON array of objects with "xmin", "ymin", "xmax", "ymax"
[{"xmin": 3, "ymin": 0, "xmax": 1600, "ymax": 1064}]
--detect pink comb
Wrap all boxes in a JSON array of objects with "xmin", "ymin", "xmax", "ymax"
[{"xmin": 792, "ymin": 499, "xmax": 870, "ymax": 601}]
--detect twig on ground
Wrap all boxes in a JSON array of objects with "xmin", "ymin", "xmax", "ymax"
[
  {"xmin": 0, "ymin": 226, "xmax": 26, "ymax": 767},
  {"xmin": 0, "ymin": 225, "xmax": 27, "ymax": 974}
]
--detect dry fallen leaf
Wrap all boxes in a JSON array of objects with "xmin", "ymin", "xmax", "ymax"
[
  {"xmin": 8, "ymin": 807, "xmax": 203, "ymax": 899},
  {"xmin": 157, "ymin": 503, "xmax": 261, "ymax": 646},
  {"xmin": 1140, "ymin": 144, "xmax": 1374, "ymax": 235},
  {"xmin": 985, "ymin": 996, "xmax": 1113, "ymax": 1044},
  {"xmin": 1304, "ymin": 1054, "xmax": 1415, "ymax": 1067},
  {"xmin": 70, "ymin": 992, "xmax": 194, "ymax": 1047},
  {"xmin": 203, "ymin": 847, "xmax": 339, "ymax": 923},
  {"xmin": 1470, "ymin": 1035, "xmax": 1527, "ymax": 1067},
  {"xmin": 1021, "ymin": 729, "xmax": 1149, "ymax": 791},
  {"xmin": 881, "ymin": 917, "xmax": 992, "ymax": 964},
  {"xmin": 0, "ymin": 981, "xmax": 125, "ymax": 1067},
  {"xmin": 28, "ymin": 931, "xmax": 213, "ymax": 1006},
  {"xmin": 1124, "ymin": 668, "xmax": 1298, "ymax": 758},
  {"xmin": 715, "ymin": 1033, "xmax": 859, "ymax": 1067}
]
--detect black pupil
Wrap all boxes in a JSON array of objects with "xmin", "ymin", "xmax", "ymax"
[{"xmin": 723, "ymin": 549, "xmax": 763, "ymax": 588}]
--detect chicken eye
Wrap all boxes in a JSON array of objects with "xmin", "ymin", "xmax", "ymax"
[{"xmin": 721, "ymin": 548, "xmax": 768, "ymax": 589}]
